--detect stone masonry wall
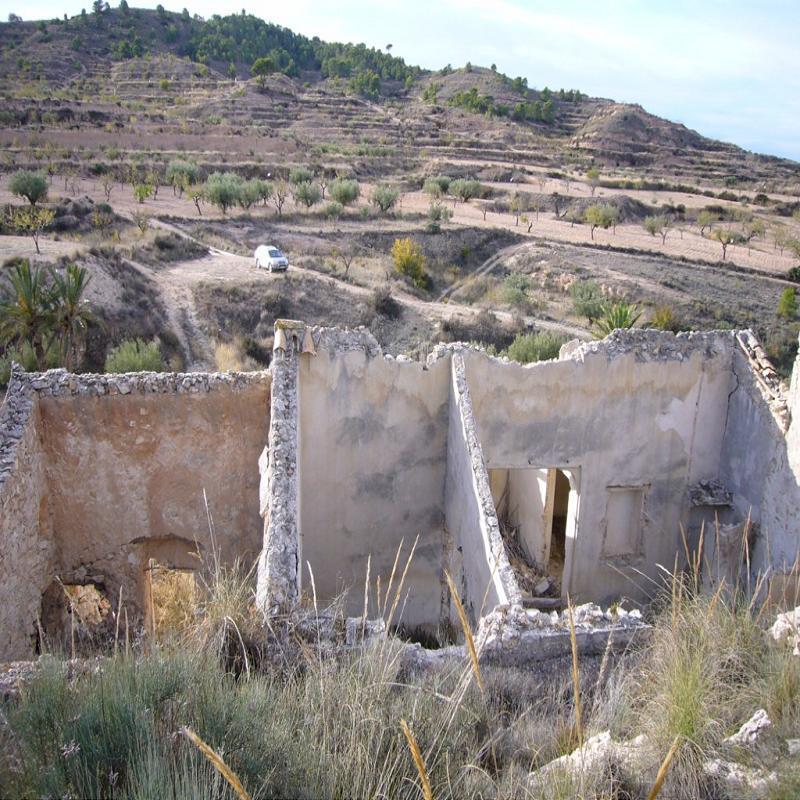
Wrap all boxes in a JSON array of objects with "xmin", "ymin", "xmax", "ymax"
[{"xmin": 0, "ymin": 369, "xmax": 52, "ymax": 660}]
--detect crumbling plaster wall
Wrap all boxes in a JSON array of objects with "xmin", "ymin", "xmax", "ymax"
[
  {"xmin": 297, "ymin": 329, "xmax": 450, "ymax": 627},
  {"xmin": 0, "ymin": 374, "xmax": 53, "ymax": 660},
  {"xmin": 8, "ymin": 370, "xmax": 271, "ymax": 644},
  {"xmin": 463, "ymin": 332, "xmax": 735, "ymax": 605},
  {"xmin": 723, "ymin": 333, "xmax": 800, "ymax": 577},
  {"xmin": 444, "ymin": 352, "xmax": 521, "ymax": 623}
]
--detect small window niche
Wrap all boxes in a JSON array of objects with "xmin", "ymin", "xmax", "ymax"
[{"xmin": 603, "ymin": 486, "xmax": 646, "ymax": 558}]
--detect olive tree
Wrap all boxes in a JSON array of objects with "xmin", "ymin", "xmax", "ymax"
[
  {"xmin": 293, "ymin": 181, "xmax": 322, "ymax": 209},
  {"xmin": 205, "ymin": 171, "xmax": 243, "ymax": 215},
  {"xmin": 371, "ymin": 184, "xmax": 399, "ymax": 214},
  {"xmin": 643, "ymin": 214, "xmax": 672, "ymax": 244},
  {"xmin": 10, "ymin": 170, "xmax": 48, "ymax": 206},
  {"xmin": 585, "ymin": 203, "xmax": 618, "ymax": 240},
  {"xmin": 329, "ymin": 178, "xmax": 360, "ymax": 207}
]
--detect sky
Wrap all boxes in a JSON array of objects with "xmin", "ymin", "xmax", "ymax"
[{"xmin": 3, "ymin": 0, "xmax": 798, "ymax": 161}]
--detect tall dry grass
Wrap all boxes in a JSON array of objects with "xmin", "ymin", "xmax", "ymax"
[{"xmin": 4, "ymin": 523, "xmax": 800, "ymax": 799}]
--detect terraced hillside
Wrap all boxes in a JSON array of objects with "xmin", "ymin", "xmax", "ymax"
[{"xmin": 2, "ymin": 6, "xmax": 800, "ymax": 383}]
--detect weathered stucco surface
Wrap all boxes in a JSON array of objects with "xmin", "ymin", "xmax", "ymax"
[
  {"xmin": 463, "ymin": 331, "xmax": 735, "ymax": 604},
  {"xmin": 725, "ymin": 333, "xmax": 800, "ymax": 582},
  {"xmin": 445, "ymin": 352, "xmax": 521, "ymax": 622},
  {"xmin": 3, "ymin": 324, "xmax": 800, "ymax": 661},
  {"xmin": 297, "ymin": 328, "xmax": 450, "ymax": 626},
  {"xmin": 0, "ymin": 369, "xmax": 270, "ymax": 659}
]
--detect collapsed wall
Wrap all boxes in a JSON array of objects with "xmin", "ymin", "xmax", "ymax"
[
  {"xmin": 3, "ymin": 323, "xmax": 799, "ymax": 661},
  {"xmin": 0, "ymin": 367, "xmax": 270, "ymax": 660},
  {"xmin": 462, "ymin": 331, "xmax": 735, "ymax": 604},
  {"xmin": 257, "ymin": 324, "xmax": 794, "ymax": 633}
]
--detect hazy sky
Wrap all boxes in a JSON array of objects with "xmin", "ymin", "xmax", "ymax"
[{"xmin": 4, "ymin": 0, "xmax": 798, "ymax": 161}]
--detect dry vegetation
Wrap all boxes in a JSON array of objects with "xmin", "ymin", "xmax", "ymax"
[{"xmin": 1, "ymin": 532, "xmax": 799, "ymax": 800}]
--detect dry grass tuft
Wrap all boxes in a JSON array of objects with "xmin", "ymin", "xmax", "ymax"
[
  {"xmin": 445, "ymin": 569, "xmax": 484, "ymax": 694},
  {"xmin": 181, "ymin": 726, "xmax": 251, "ymax": 800},
  {"xmin": 400, "ymin": 719, "xmax": 434, "ymax": 800}
]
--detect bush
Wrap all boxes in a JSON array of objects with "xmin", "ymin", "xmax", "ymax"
[
  {"xmin": 593, "ymin": 301, "xmax": 642, "ymax": 338},
  {"xmin": 569, "ymin": 280, "xmax": 604, "ymax": 323},
  {"xmin": 292, "ymin": 181, "xmax": 321, "ymax": 209},
  {"xmin": 204, "ymin": 172, "xmax": 243, "ymax": 215},
  {"xmin": 371, "ymin": 184, "xmax": 399, "ymax": 213},
  {"xmin": 426, "ymin": 201, "xmax": 452, "ymax": 233},
  {"xmin": 391, "ymin": 237, "xmax": 426, "ymax": 287},
  {"xmin": 501, "ymin": 273, "xmax": 532, "ymax": 308},
  {"xmin": 105, "ymin": 338, "xmax": 164, "ymax": 372},
  {"xmin": 788, "ymin": 267, "xmax": 800, "ymax": 284},
  {"xmin": 371, "ymin": 285, "xmax": 401, "ymax": 318},
  {"xmin": 9, "ymin": 170, "xmax": 48, "ymax": 206},
  {"xmin": 650, "ymin": 305, "xmax": 684, "ymax": 332},
  {"xmin": 504, "ymin": 330, "xmax": 567, "ymax": 364},
  {"xmin": 328, "ymin": 178, "xmax": 359, "ymax": 206},
  {"xmin": 440, "ymin": 309, "xmax": 521, "ymax": 351},
  {"xmin": 423, "ymin": 175, "xmax": 451, "ymax": 198},
  {"xmin": 324, "ymin": 201, "xmax": 343, "ymax": 220},
  {"xmin": 449, "ymin": 178, "xmax": 482, "ymax": 203},
  {"xmin": 288, "ymin": 166, "xmax": 313, "ymax": 185}
]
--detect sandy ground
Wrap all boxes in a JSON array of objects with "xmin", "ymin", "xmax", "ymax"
[{"xmin": 1, "ymin": 172, "xmax": 795, "ymax": 277}]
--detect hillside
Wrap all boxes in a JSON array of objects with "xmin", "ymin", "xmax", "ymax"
[
  {"xmin": 1, "ymin": 8, "xmax": 798, "ymax": 184},
  {"xmin": 1, "ymin": 6, "xmax": 800, "ymax": 383}
]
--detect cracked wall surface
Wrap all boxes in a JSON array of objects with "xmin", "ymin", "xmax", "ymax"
[
  {"xmin": 3, "ymin": 325, "xmax": 800, "ymax": 660},
  {"xmin": 294, "ymin": 327, "xmax": 451, "ymax": 627},
  {"xmin": 462, "ymin": 330, "xmax": 735, "ymax": 604},
  {"xmin": 0, "ymin": 368, "xmax": 270, "ymax": 659}
]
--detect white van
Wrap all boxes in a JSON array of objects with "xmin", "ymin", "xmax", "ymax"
[{"xmin": 254, "ymin": 245, "xmax": 289, "ymax": 272}]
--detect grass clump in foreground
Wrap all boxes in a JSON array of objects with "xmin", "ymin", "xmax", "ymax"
[{"xmin": 1, "ymin": 556, "xmax": 799, "ymax": 799}]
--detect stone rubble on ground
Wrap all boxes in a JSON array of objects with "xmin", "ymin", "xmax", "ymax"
[
  {"xmin": 724, "ymin": 708, "xmax": 772, "ymax": 750},
  {"xmin": 527, "ymin": 730, "xmax": 649, "ymax": 794},
  {"xmin": 703, "ymin": 758, "xmax": 778, "ymax": 799},
  {"xmin": 770, "ymin": 606, "xmax": 800, "ymax": 656}
]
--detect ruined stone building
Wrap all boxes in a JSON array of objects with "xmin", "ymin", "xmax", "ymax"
[{"xmin": 1, "ymin": 323, "xmax": 799, "ymax": 660}]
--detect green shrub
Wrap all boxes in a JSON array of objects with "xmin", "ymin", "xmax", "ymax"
[
  {"xmin": 569, "ymin": 280, "xmax": 604, "ymax": 323},
  {"xmin": 9, "ymin": 170, "xmax": 48, "ymax": 206},
  {"xmin": 328, "ymin": 178, "xmax": 359, "ymax": 206},
  {"xmin": 105, "ymin": 338, "xmax": 164, "ymax": 372},
  {"xmin": 501, "ymin": 273, "xmax": 531, "ymax": 308},
  {"xmin": 288, "ymin": 166, "xmax": 313, "ymax": 185},
  {"xmin": 593, "ymin": 301, "xmax": 642, "ymax": 338},
  {"xmin": 371, "ymin": 184, "xmax": 399, "ymax": 214},
  {"xmin": 504, "ymin": 330, "xmax": 567, "ymax": 364},
  {"xmin": 423, "ymin": 175, "xmax": 451, "ymax": 198}
]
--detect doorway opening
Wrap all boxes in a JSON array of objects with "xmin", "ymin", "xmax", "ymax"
[{"xmin": 488, "ymin": 467, "xmax": 577, "ymax": 604}]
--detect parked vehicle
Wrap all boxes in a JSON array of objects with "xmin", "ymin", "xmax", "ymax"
[{"xmin": 254, "ymin": 245, "xmax": 289, "ymax": 272}]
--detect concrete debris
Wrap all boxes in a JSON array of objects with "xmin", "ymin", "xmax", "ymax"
[
  {"xmin": 787, "ymin": 739, "xmax": 800, "ymax": 756},
  {"xmin": 689, "ymin": 479, "xmax": 733, "ymax": 507},
  {"xmin": 724, "ymin": 709, "xmax": 772, "ymax": 749},
  {"xmin": 527, "ymin": 731, "xmax": 649, "ymax": 794},
  {"xmin": 704, "ymin": 758, "xmax": 778, "ymax": 799},
  {"xmin": 770, "ymin": 607, "xmax": 800, "ymax": 656},
  {"xmin": 476, "ymin": 603, "xmax": 648, "ymax": 666},
  {"xmin": 345, "ymin": 616, "xmax": 386, "ymax": 646}
]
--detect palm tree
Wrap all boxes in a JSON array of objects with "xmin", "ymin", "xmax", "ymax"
[
  {"xmin": 0, "ymin": 260, "xmax": 56, "ymax": 369},
  {"xmin": 50, "ymin": 264, "xmax": 96, "ymax": 371},
  {"xmin": 593, "ymin": 301, "xmax": 642, "ymax": 339}
]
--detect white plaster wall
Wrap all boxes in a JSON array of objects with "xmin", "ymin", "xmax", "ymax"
[
  {"xmin": 297, "ymin": 348, "xmax": 450, "ymax": 626},
  {"xmin": 508, "ymin": 469, "xmax": 550, "ymax": 566},
  {"xmin": 445, "ymin": 361, "xmax": 521, "ymax": 622},
  {"xmin": 0, "ymin": 401, "xmax": 54, "ymax": 660},
  {"xmin": 730, "ymin": 348, "xmax": 800, "ymax": 575},
  {"xmin": 463, "ymin": 337, "xmax": 734, "ymax": 604}
]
